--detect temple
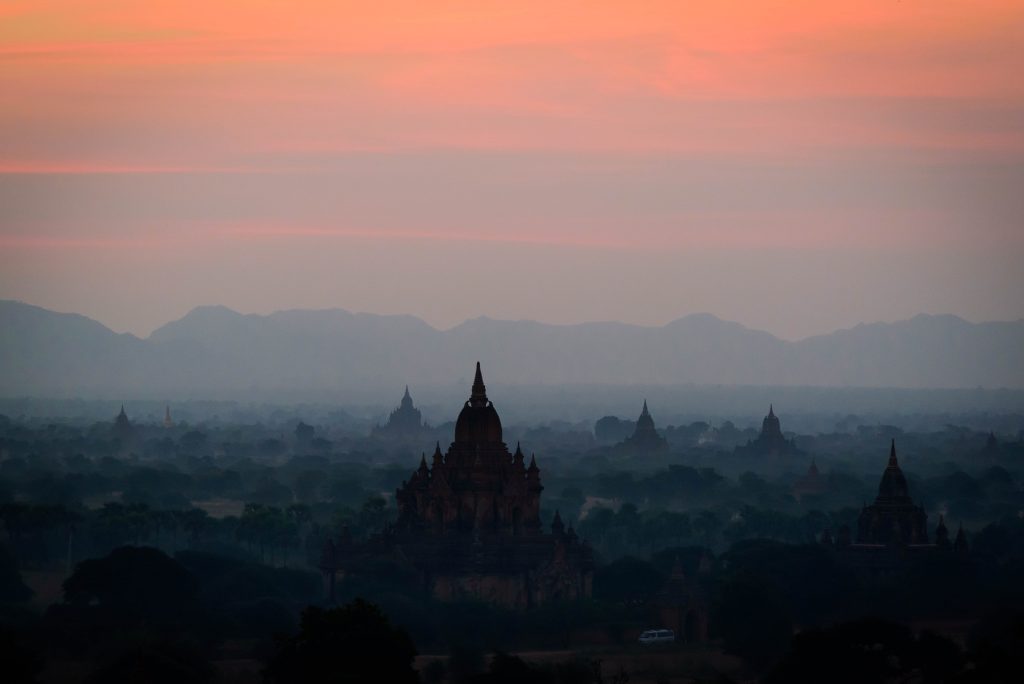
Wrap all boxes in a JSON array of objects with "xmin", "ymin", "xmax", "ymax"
[
  {"xmin": 394, "ymin": 364, "xmax": 542, "ymax": 536},
  {"xmin": 614, "ymin": 401, "xmax": 669, "ymax": 455},
  {"xmin": 734, "ymin": 405, "xmax": 804, "ymax": 459},
  {"xmin": 826, "ymin": 440, "xmax": 968, "ymax": 573},
  {"xmin": 371, "ymin": 385, "xmax": 429, "ymax": 438},
  {"xmin": 112, "ymin": 405, "xmax": 133, "ymax": 437},
  {"xmin": 855, "ymin": 440, "xmax": 928, "ymax": 545},
  {"xmin": 654, "ymin": 553, "xmax": 712, "ymax": 643},
  {"xmin": 162, "ymin": 405, "xmax": 174, "ymax": 429},
  {"xmin": 111, "ymin": 405, "xmax": 136, "ymax": 451},
  {"xmin": 323, "ymin": 363, "xmax": 594, "ymax": 609},
  {"xmin": 792, "ymin": 459, "xmax": 826, "ymax": 502}
]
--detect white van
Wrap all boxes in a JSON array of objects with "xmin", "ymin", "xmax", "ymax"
[{"xmin": 638, "ymin": 628, "xmax": 676, "ymax": 644}]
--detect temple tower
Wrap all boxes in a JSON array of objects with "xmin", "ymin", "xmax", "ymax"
[{"xmin": 855, "ymin": 440, "xmax": 929, "ymax": 545}]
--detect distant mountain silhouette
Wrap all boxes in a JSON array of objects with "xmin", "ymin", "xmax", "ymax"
[{"xmin": 1, "ymin": 300, "xmax": 1022, "ymax": 398}]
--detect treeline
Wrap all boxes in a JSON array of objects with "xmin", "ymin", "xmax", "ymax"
[
  {"xmin": 3, "ymin": 513, "xmax": 1024, "ymax": 681},
  {"xmin": 0, "ymin": 495, "xmax": 398, "ymax": 574}
]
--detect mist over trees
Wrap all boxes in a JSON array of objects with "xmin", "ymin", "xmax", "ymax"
[{"xmin": 1, "ymin": 396, "xmax": 1023, "ymax": 680}]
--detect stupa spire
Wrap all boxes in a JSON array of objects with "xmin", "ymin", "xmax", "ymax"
[
  {"xmin": 551, "ymin": 510, "xmax": 564, "ymax": 536},
  {"xmin": 470, "ymin": 362, "xmax": 488, "ymax": 406}
]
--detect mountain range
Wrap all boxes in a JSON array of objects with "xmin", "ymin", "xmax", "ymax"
[{"xmin": 1, "ymin": 300, "xmax": 1022, "ymax": 399}]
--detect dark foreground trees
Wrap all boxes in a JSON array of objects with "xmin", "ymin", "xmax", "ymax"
[
  {"xmin": 764, "ymin": 619, "xmax": 962, "ymax": 684},
  {"xmin": 84, "ymin": 642, "xmax": 215, "ymax": 684},
  {"xmin": 264, "ymin": 599, "xmax": 418, "ymax": 684}
]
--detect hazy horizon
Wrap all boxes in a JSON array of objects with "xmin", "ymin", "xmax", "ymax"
[{"xmin": 7, "ymin": 297, "xmax": 1024, "ymax": 342}]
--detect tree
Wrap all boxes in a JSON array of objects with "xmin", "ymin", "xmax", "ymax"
[
  {"xmin": 0, "ymin": 628, "xmax": 43, "ymax": 684},
  {"xmin": 961, "ymin": 612, "xmax": 1024, "ymax": 683},
  {"xmin": 179, "ymin": 430, "xmax": 207, "ymax": 452},
  {"xmin": 764, "ymin": 619, "xmax": 962, "ymax": 684},
  {"xmin": 177, "ymin": 508, "xmax": 213, "ymax": 546},
  {"xmin": 715, "ymin": 576, "xmax": 792, "ymax": 673},
  {"xmin": 94, "ymin": 502, "xmax": 153, "ymax": 548},
  {"xmin": 46, "ymin": 546, "xmax": 209, "ymax": 654},
  {"xmin": 62, "ymin": 546, "xmax": 198, "ymax": 619},
  {"xmin": 293, "ymin": 470, "xmax": 326, "ymax": 502},
  {"xmin": 85, "ymin": 642, "xmax": 214, "ymax": 684},
  {"xmin": 0, "ymin": 503, "xmax": 77, "ymax": 567},
  {"xmin": 264, "ymin": 599, "xmax": 418, "ymax": 684},
  {"xmin": 0, "ymin": 543, "xmax": 33, "ymax": 603},
  {"xmin": 356, "ymin": 496, "xmax": 391, "ymax": 537},
  {"xmin": 238, "ymin": 504, "xmax": 279, "ymax": 562},
  {"xmin": 593, "ymin": 557, "xmax": 665, "ymax": 604},
  {"xmin": 594, "ymin": 416, "xmax": 635, "ymax": 443},
  {"xmin": 719, "ymin": 539, "xmax": 856, "ymax": 627},
  {"xmin": 294, "ymin": 422, "xmax": 315, "ymax": 443},
  {"xmin": 692, "ymin": 510, "xmax": 721, "ymax": 547}
]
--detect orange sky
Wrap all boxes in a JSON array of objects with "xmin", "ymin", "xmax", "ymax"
[{"xmin": 1, "ymin": 1, "xmax": 1023, "ymax": 337}]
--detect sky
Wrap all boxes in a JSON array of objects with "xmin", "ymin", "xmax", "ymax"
[{"xmin": 1, "ymin": 1, "xmax": 1022, "ymax": 340}]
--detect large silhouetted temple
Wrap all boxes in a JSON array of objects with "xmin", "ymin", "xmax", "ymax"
[
  {"xmin": 855, "ymin": 439, "xmax": 929, "ymax": 545},
  {"xmin": 826, "ymin": 440, "xmax": 968, "ymax": 572},
  {"xmin": 322, "ymin": 363, "xmax": 594, "ymax": 608}
]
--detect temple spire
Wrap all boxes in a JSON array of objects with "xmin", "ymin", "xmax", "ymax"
[
  {"xmin": 641, "ymin": 399, "xmax": 649, "ymax": 416},
  {"xmin": 551, "ymin": 510, "xmax": 564, "ymax": 536},
  {"xmin": 470, "ymin": 361, "xmax": 488, "ymax": 406},
  {"xmin": 671, "ymin": 554, "xmax": 685, "ymax": 580},
  {"xmin": 888, "ymin": 439, "xmax": 898, "ymax": 467},
  {"xmin": 114, "ymin": 404, "xmax": 130, "ymax": 427},
  {"xmin": 404, "ymin": 385, "xmax": 411, "ymax": 399},
  {"xmin": 936, "ymin": 514, "xmax": 950, "ymax": 547},
  {"xmin": 769, "ymin": 403, "xmax": 775, "ymax": 418},
  {"xmin": 954, "ymin": 523, "xmax": 969, "ymax": 553}
]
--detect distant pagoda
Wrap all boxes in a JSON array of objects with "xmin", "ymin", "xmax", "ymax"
[
  {"xmin": 614, "ymin": 401, "xmax": 669, "ymax": 454},
  {"xmin": 112, "ymin": 404, "xmax": 133, "ymax": 437},
  {"xmin": 792, "ymin": 458, "xmax": 826, "ymax": 502},
  {"xmin": 111, "ymin": 404, "xmax": 136, "ymax": 450},
  {"xmin": 371, "ymin": 385, "xmax": 428, "ymax": 438},
  {"xmin": 734, "ymin": 405, "xmax": 804, "ymax": 458}
]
